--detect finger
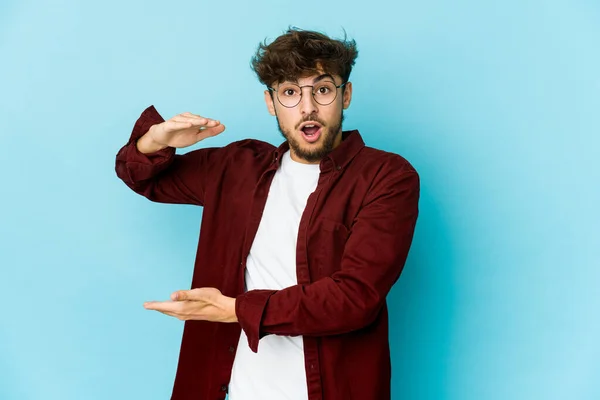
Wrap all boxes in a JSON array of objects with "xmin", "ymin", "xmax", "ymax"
[
  {"xmin": 143, "ymin": 300, "xmax": 179, "ymax": 312},
  {"xmin": 180, "ymin": 111, "xmax": 206, "ymax": 119},
  {"xmin": 172, "ymin": 118, "xmax": 222, "ymax": 130},
  {"xmin": 196, "ymin": 124, "xmax": 226, "ymax": 139},
  {"xmin": 163, "ymin": 120, "xmax": 221, "ymax": 134},
  {"xmin": 164, "ymin": 120, "xmax": 194, "ymax": 130},
  {"xmin": 171, "ymin": 291, "xmax": 184, "ymax": 301},
  {"xmin": 159, "ymin": 310, "xmax": 182, "ymax": 319},
  {"xmin": 179, "ymin": 112, "xmax": 220, "ymax": 123},
  {"xmin": 172, "ymin": 115, "xmax": 210, "ymax": 124},
  {"xmin": 174, "ymin": 114, "xmax": 221, "ymax": 126},
  {"xmin": 171, "ymin": 289, "xmax": 198, "ymax": 301},
  {"xmin": 171, "ymin": 287, "xmax": 216, "ymax": 301},
  {"xmin": 148, "ymin": 309, "xmax": 187, "ymax": 320}
]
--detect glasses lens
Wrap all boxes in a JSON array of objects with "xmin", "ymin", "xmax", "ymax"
[
  {"xmin": 313, "ymin": 81, "xmax": 338, "ymax": 105},
  {"xmin": 277, "ymin": 83, "xmax": 302, "ymax": 107}
]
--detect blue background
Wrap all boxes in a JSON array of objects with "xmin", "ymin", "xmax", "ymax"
[{"xmin": 1, "ymin": 0, "xmax": 599, "ymax": 399}]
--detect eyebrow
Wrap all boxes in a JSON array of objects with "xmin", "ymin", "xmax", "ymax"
[
  {"xmin": 312, "ymin": 74, "xmax": 335, "ymax": 83},
  {"xmin": 287, "ymin": 74, "xmax": 335, "ymax": 85}
]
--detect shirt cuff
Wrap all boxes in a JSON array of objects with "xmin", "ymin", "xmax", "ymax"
[
  {"xmin": 116, "ymin": 105, "xmax": 176, "ymax": 182},
  {"xmin": 235, "ymin": 289, "xmax": 277, "ymax": 353}
]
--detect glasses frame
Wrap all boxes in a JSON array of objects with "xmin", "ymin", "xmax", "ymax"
[{"xmin": 268, "ymin": 81, "xmax": 348, "ymax": 108}]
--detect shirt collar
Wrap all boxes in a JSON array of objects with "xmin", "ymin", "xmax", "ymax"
[{"xmin": 271, "ymin": 130, "xmax": 365, "ymax": 172}]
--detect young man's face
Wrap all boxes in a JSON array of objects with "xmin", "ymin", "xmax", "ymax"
[{"xmin": 264, "ymin": 71, "xmax": 353, "ymax": 164}]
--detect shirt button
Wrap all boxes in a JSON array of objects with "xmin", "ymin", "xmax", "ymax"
[
  {"xmin": 336, "ymin": 165, "xmax": 342, "ymax": 171},
  {"xmin": 229, "ymin": 346, "xmax": 235, "ymax": 353},
  {"xmin": 221, "ymin": 385, "xmax": 228, "ymax": 392}
]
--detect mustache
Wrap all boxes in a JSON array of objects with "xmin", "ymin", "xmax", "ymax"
[{"xmin": 295, "ymin": 115, "xmax": 327, "ymax": 130}]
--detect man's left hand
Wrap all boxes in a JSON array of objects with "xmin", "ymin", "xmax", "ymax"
[{"xmin": 144, "ymin": 287, "xmax": 238, "ymax": 323}]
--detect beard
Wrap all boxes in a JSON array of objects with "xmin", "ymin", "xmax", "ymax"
[{"xmin": 276, "ymin": 111, "xmax": 345, "ymax": 163}]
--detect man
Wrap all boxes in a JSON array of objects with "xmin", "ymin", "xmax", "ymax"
[{"xmin": 116, "ymin": 28, "xmax": 419, "ymax": 400}]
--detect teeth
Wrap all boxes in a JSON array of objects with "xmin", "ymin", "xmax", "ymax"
[{"xmin": 305, "ymin": 124, "xmax": 315, "ymax": 128}]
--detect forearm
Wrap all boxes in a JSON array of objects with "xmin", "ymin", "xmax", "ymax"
[
  {"xmin": 115, "ymin": 107, "xmax": 174, "ymax": 193},
  {"xmin": 236, "ymin": 268, "xmax": 393, "ymax": 340},
  {"xmin": 268, "ymin": 279, "xmax": 384, "ymax": 335},
  {"xmin": 115, "ymin": 106, "xmax": 203, "ymax": 205}
]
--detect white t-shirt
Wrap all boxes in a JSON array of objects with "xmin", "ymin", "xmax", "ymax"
[{"xmin": 228, "ymin": 150, "xmax": 320, "ymax": 400}]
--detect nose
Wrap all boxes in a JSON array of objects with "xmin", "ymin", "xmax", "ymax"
[{"xmin": 298, "ymin": 87, "xmax": 318, "ymax": 116}]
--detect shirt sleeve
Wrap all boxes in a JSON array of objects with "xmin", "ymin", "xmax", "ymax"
[
  {"xmin": 235, "ymin": 163, "xmax": 420, "ymax": 352},
  {"xmin": 115, "ymin": 105, "xmax": 218, "ymax": 206}
]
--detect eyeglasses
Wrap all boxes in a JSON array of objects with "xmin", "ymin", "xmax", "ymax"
[{"xmin": 268, "ymin": 80, "xmax": 347, "ymax": 108}]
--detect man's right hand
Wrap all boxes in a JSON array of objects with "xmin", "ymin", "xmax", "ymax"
[{"xmin": 137, "ymin": 112, "xmax": 226, "ymax": 154}]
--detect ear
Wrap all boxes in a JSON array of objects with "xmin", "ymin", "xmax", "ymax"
[
  {"xmin": 264, "ymin": 90, "xmax": 276, "ymax": 116},
  {"xmin": 342, "ymin": 82, "xmax": 353, "ymax": 110}
]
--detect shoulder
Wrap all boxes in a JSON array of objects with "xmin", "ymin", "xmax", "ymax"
[
  {"xmin": 356, "ymin": 146, "xmax": 418, "ymax": 178},
  {"xmin": 356, "ymin": 147, "xmax": 420, "ymax": 208}
]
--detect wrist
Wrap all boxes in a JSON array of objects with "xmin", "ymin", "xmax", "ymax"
[
  {"xmin": 136, "ymin": 129, "xmax": 168, "ymax": 154},
  {"xmin": 224, "ymin": 297, "xmax": 238, "ymax": 323}
]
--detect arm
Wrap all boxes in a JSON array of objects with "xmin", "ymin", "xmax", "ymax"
[
  {"xmin": 236, "ymin": 164, "xmax": 420, "ymax": 352},
  {"xmin": 115, "ymin": 106, "xmax": 224, "ymax": 206}
]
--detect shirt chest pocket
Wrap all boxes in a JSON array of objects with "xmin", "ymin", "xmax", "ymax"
[{"xmin": 309, "ymin": 218, "xmax": 350, "ymax": 278}]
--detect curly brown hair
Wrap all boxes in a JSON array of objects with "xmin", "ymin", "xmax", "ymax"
[{"xmin": 251, "ymin": 27, "xmax": 358, "ymax": 87}]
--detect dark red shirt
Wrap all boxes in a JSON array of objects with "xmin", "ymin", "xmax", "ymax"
[{"xmin": 115, "ymin": 106, "xmax": 420, "ymax": 400}]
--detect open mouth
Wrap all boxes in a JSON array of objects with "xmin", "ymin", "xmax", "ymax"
[{"xmin": 299, "ymin": 122, "xmax": 323, "ymax": 143}]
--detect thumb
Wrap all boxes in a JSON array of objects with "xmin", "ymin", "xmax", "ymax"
[{"xmin": 171, "ymin": 290, "xmax": 193, "ymax": 301}]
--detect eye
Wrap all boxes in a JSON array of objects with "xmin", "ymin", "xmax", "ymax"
[
  {"xmin": 279, "ymin": 84, "xmax": 299, "ymax": 97},
  {"xmin": 317, "ymin": 86, "xmax": 330, "ymax": 94}
]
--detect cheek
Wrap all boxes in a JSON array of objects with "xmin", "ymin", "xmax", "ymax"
[
  {"xmin": 277, "ymin": 110, "xmax": 300, "ymax": 129},
  {"xmin": 322, "ymin": 108, "xmax": 341, "ymax": 126}
]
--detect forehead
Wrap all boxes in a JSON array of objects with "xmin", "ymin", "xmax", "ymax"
[{"xmin": 282, "ymin": 72, "xmax": 339, "ymax": 85}]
